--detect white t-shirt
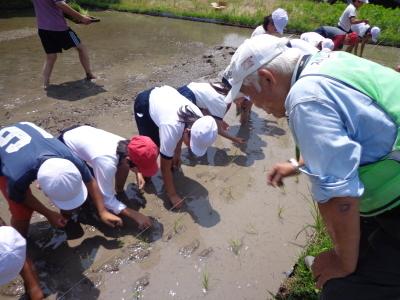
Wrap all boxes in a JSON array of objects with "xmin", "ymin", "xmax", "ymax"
[
  {"xmin": 149, "ymin": 85, "xmax": 203, "ymax": 158},
  {"xmin": 338, "ymin": 4, "xmax": 356, "ymax": 32},
  {"xmin": 251, "ymin": 25, "xmax": 267, "ymax": 37},
  {"xmin": 62, "ymin": 126, "xmax": 127, "ymax": 214},
  {"xmin": 300, "ymin": 32, "xmax": 325, "ymax": 48},
  {"xmin": 187, "ymin": 82, "xmax": 227, "ymax": 119}
]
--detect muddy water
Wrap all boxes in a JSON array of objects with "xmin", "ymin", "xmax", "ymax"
[{"xmin": 1, "ymin": 10, "xmax": 400, "ymax": 300}]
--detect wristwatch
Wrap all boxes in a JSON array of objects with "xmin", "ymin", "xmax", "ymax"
[{"xmin": 287, "ymin": 158, "xmax": 300, "ymax": 174}]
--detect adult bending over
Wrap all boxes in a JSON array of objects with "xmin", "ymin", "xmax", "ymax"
[{"xmin": 224, "ymin": 34, "xmax": 400, "ymax": 299}]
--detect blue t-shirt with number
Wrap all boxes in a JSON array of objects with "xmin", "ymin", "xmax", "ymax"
[{"xmin": 0, "ymin": 122, "xmax": 92, "ymax": 203}]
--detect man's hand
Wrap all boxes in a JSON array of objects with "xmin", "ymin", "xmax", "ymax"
[
  {"xmin": 267, "ymin": 161, "xmax": 299, "ymax": 187},
  {"xmin": 169, "ymin": 194, "xmax": 184, "ymax": 209},
  {"xmin": 99, "ymin": 211, "xmax": 123, "ymax": 228},
  {"xmin": 46, "ymin": 211, "xmax": 68, "ymax": 228},
  {"xmin": 312, "ymin": 249, "xmax": 354, "ymax": 289},
  {"xmin": 80, "ymin": 15, "xmax": 92, "ymax": 25}
]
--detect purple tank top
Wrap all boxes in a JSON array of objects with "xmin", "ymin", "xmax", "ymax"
[{"xmin": 32, "ymin": 0, "xmax": 68, "ymax": 31}]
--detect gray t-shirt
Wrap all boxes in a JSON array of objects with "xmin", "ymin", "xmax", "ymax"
[{"xmin": 32, "ymin": 0, "xmax": 68, "ymax": 31}]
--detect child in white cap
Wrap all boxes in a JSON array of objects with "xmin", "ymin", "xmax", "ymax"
[
  {"xmin": 133, "ymin": 86, "xmax": 218, "ymax": 209},
  {"xmin": 0, "ymin": 219, "xmax": 44, "ymax": 299},
  {"xmin": 300, "ymin": 32, "xmax": 335, "ymax": 50},
  {"xmin": 177, "ymin": 82, "xmax": 246, "ymax": 143},
  {"xmin": 60, "ymin": 125, "xmax": 160, "ymax": 229},
  {"xmin": 0, "ymin": 122, "xmax": 122, "ymax": 237},
  {"xmin": 251, "ymin": 8, "xmax": 288, "ymax": 37},
  {"xmin": 351, "ymin": 22, "xmax": 381, "ymax": 57}
]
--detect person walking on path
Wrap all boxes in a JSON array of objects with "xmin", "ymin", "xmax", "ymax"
[
  {"xmin": 251, "ymin": 8, "xmax": 288, "ymax": 37},
  {"xmin": 60, "ymin": 125, "xmax": 158, "ymax": 230},
  {"xmin": 0, "ymin": 122, "xmax": 122, "ymax": 237},
  {"xmin": 337, "ymin": 0, "xmax": 369, "ymax": 33},
  {"xmin": 223, "ymin": 34, "xmax": 400, "ymax": 299},
  {"xmin": 31, "ymin": 0, "xmax": 96, "ymax": 88},
  {"xmin": 177, "ymin": 82, "xmax": 246, "ymax": 144},
  {"xmin": 0, "ymin": 219, "xmax": 44, "ymax": 299},
  {"xmin": 133, "ymin": 85, "xmax": 218, "ymax": 209}
]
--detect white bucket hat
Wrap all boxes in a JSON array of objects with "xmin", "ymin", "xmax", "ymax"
[
  {"xmin": 271, "ymin": 8, "xmax": 288, "ymax": 34},
  {"xmin": 190, "ymin": 116, "xmax": 218, "ymax": 157},
  {"xmin": 370, "ymin": 26, "xmax": 381, "ymax": 42},
  {"xmin": 321, "ymin": 38, "xmax": 334, "ymax": 50},
  {"xmin": 0, "ymin": 226, "xmax": 26, "ymax": 285},
  {"xmin": 223, "ymin": 34, "xmax": 288, "ymax": 104},
  {"xmin": 37, "ymin": 158, "xmax": 88, "ymax": 210}
]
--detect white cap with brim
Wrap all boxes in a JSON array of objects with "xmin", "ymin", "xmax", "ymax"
[
  {"xmin": 359, "ymin": 0, "xmax": 369, "ymax": 3},
  {"xmin": 272, "ymin": 8, "xmax": 288, "ymax": 34},
  {"xmin": 223, "ymin": 34, "xmax": 288, "ymax": 104},
  {"xmin": 190, "ymin": 116, "xmax": 218, "ymax": 157},
  {"xmin": 371, "ymin": 26, "xmax": 380, "ymax": 42},
  {"xmin": 321, "ymin": 38, "xmax": 334, "ymax": 50},
  {"xmin": 0, "ymin": 226, "xmax": 26, "ymax": 285},
  {"xmin": 37, "ymin": 158, "xmax": 88, "ymax": 211}
]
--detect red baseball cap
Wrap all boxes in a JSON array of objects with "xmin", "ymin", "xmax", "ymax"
[{"xmin": 128, "ymin": 136, "xmax": 159, "ymax": 177}]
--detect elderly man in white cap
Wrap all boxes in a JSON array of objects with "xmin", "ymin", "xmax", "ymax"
[
  {"xmin": 223, "ymin": 34, "xmax": 400, "ymax": 298},
  {"xmin": 0, "ymin": 219, "xmax": 44, "ymax": 299},
  {"xmin": 251, "ymin": 8, "xmax": 288, "ymax": 37},
  {"xmin": 0, "ymin": 122, "xmax": 122, "ymax": 237},
  {"xmin": 351, "ymin": 22, "xmax": 381, "ymax": 57},
  {"xmin": 133, "ymin": 86, "xmax": 218, "ymax": 209}
]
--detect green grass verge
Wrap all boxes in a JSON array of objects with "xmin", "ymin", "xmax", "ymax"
[
  {"xmin": 275, "ymin": 200, "xmax": 333, "ymax": 299},
  {"xmin": 75, "ymin": 0, "xmax": 400, "ymax": 46}
]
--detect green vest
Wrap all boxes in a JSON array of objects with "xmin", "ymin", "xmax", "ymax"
[{"xmin": 299, "ymin": 51, "xmax": 400, "ymax": 216}]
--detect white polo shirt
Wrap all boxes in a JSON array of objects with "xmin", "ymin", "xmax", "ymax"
[
  {"xmin": 187, "ymin": 82, "xmax": 227, "ymax": 119},
  {"xmin": 149, "ymin": 85, "xmax": 203, "ymax": 158},
  {"xmin": 62, "ymin": 126, "xmax": 127, "ymax": 214},
  {"xmin": 338, "ymin": 4, "xmax": 357, "ymax": 32}
]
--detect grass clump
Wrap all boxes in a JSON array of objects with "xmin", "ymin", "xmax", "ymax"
[{"xmin": 201, "ymin": 270, "xmax": 210, "ymax": 293}]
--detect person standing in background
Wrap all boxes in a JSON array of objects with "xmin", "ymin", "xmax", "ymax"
[{"xmin": 31, "ymin": 0, "xmax": 96, "ymax": 88}]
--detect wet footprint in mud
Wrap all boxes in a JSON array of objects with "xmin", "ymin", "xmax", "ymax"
[
  {"xmin": 127, "ymin": 242, "xmax": 151, "ymax": 262},
  {"xmin": 198, "ymin": 247, "xmax": 214, "ymax": 260},
  {"xmin": 133, "ymin": 273, "xmax": 150, "ymax": 296},
  {"xmin": 179, "ymin": 239, "xmax": 200, "ymax": 258}
]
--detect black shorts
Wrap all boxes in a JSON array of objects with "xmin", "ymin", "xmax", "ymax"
[
  {"xmin": 133, "ymin": 88, "xmax": 160, "ymax": 147},
  {"xmin": 38, "ymin": 28, "xmax": 81, "ymax": 54}
]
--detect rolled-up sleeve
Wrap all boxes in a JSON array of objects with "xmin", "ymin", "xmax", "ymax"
[{"xmin": 289, "ymin": 99, "xmax": 364, "ymax": 203}]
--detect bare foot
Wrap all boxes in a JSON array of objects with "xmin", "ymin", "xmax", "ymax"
[{"xmin": 86, "ymin": 73, "xmax": 97, "ymax": 81}]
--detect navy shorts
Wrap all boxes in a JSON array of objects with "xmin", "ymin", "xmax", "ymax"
[
  {"xmin": 38, "ymin": 28, "xmax": 81, "ymax": 54},
  {"xmin": 177, "ymin": 85, "xmax": 197, "ymax": 104},
  {"xmin": 133, "ymin": 88, "xmax": 160, "ymax": 147}
]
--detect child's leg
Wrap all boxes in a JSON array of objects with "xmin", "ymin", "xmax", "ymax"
[
  {"xmin": 0, "ymin": 177, "xmax": 33, "ymax": 237},
  {"xmin": 43, "ymin": 53, "xmax": 57, "ymax": 88},
  {"xmin": 119, "ymin": 208, "xmax": 152, "ymax": 230}
]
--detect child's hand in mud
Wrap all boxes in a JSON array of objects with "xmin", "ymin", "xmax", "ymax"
[
  {"xmin": 100, "ymin": 211, "xmax": 123, "ymax": 228},
  {"xmin": 136, "ymin": 172, "xmax": 146, "ymax": 190},
  {"xmin": 169, "ymin": 194, "xmax": 184, "ymax": 209},
  {"xmin": 232, "ymin": 136, "xmax": 246, "ymax": 145},
  {"xmin": 267, "ymin": 161, "xmax": 298, "ymax": 187},
  {"xmin": 47, "ymin": 210, "xmax": 68, "ymax": 228},
  {"xmin": 136, "ymin": 214, "xmax": 153, "ymax": 230}
]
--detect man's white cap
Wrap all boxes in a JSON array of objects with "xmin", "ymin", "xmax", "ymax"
[
  {"xmin": 371, "ymin": 26, "xmax": 380, "ymax": 42},
  {"xmin": 359, "ymin": 0, "xmax": 369, "ymax": 3},
  {"xmin": 0, "ymin": 226, "xmax": 26, "ymax": 285},
  {"xmin": 190, "ymin": 116, "xmax": 218, "ymax": 157},
  {"xmin": 37, "ymin": 158, "xmax": 88, "ymax": 210},
  {"xmin": 272, "ymin": 8, "xmax": 288, "ymax": 34},
  {"xmin": 223, "ymin": 34, "xmax": 288, "ymax": 104},
  {"xmin": 321, "ymin": 38, "xmax": 334, "ymax": 50},
  {"xmin": 351, "ymin": 22, "xmax": 370, "ymax": 38}
]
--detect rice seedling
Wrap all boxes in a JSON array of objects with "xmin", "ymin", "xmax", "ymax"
[
  {"xmin": 277, "ymin": 205, "xmax": 285, "ymax": 219},
  {"xmin": 229, "ymin": 238, "xmax": 243, "ymax": 255},
  {"xmin": 201, "ymin": 270, "xmax": 210, "ymax": 294}
]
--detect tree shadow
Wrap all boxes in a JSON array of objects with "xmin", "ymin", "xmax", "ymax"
[{"xmin": 46, "ymin": 80, "xmax": 107, "ymax": 101}]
